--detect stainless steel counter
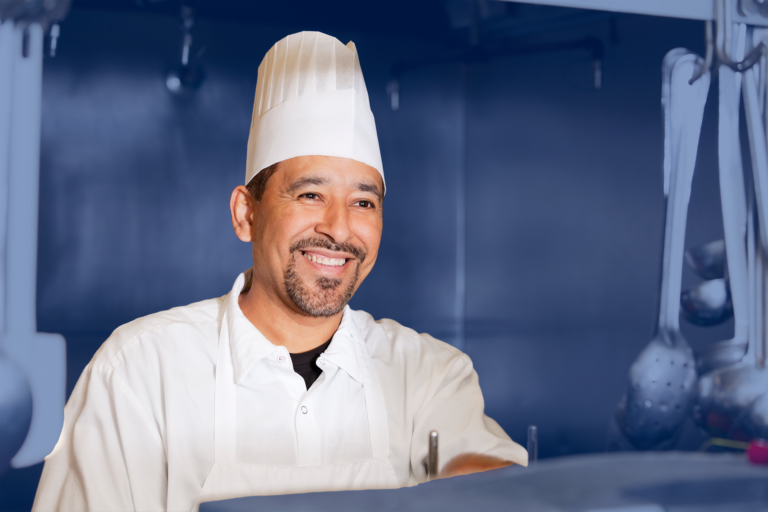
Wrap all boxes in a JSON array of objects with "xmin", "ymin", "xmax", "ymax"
[{"xmin": 200, "ymin": 452, "xmax": 768, "ymax": 512}]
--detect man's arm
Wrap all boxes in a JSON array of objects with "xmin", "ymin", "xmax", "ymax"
[
  {"xmin": 410, "ymin": 351, "xmax": 527, "ymax": 482},
  {"xmin": 33, "ymin": 362, "xmax": 167, "ymax": 512},
  {"xmin": 440, "ymin": 453, "xmax": 513, "ymax": 478}
]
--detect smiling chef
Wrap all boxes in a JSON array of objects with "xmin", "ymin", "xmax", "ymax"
[{"xmin": 33, "ymin": 31, "xmax": 527, "ymax": 512}]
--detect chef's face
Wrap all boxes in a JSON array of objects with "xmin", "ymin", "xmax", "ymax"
[{"xmin": 234, "ymin": 155, "xmax": 383, "ymax": 317}]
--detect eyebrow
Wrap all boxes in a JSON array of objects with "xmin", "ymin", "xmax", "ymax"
[
  {"xmin": 286, "ymin": 176, "xmax": 328, "ymax": 194},
  {"xmin": 287, "ymin": 175, "xmax": 383, "ymax": 201},
  {"xmin": 356, "ymin": 182, "xmax": 383, "ymax": 202}
]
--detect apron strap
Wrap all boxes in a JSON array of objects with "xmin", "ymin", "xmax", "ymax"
[
  {"xmin": 355, "ymin": 331, "xmax": 391, "ymax": 460},
  {"xmin": 215, "ymin": 310, "xmax": 238, "ymax": 463}
]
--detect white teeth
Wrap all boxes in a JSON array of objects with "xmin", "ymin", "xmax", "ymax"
[{"xmin": 303, "ymin": 252, "xmax": 347, "ymax": 267}]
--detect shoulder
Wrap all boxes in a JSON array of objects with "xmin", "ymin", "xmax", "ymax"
[
  {"xmin": 350, "ymin": 309, "xmax": 470, "ymax": 370},
  {"xmin": 91, "ymin": 295, "xmax": 227, "ymax": 369}
]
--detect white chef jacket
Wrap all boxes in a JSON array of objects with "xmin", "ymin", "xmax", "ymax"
[{"xmin": 33, "ymin": 272, "xmax": 527, "ymax": 512}]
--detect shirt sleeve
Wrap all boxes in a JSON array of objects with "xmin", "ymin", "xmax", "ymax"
[
  {"xmin": 409, "ymin": 352, "xmax": 528, "ymax": 482},
  {"xmin": 32, "ymin": 361, "xmax": 167, "ymax": 512}
]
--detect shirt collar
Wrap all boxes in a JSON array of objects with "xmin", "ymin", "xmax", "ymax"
[
  {"xmin": 224, "ymin": 270, "xmax": 366, "ymax": 386},
  {"xmin": 226, "ymin": 271, "xmax": 281, "ymax": 384},
  {"xmin": 322, "ymin": 305, "xmax": 364, "ymax": 385}
]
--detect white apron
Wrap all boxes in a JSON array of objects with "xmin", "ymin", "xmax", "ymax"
[{"xmin": 192, "ymin": 308, "xmax": 400, "ymax": 511}]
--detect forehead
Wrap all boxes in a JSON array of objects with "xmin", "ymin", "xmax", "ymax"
[{"xmin": 276, "ymin": 155, "xmax": 383, "ymax": 191}]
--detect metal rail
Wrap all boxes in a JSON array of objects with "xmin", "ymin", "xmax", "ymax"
[{"xmin": 509, "ymin": 0, "xmax": 768, "ymax": 27}]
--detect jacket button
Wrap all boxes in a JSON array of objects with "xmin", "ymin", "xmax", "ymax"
[
  {"xmin": 301, "ymin": 406, "xmax": 308, "ymax": 414},
  {"xmin": 277, "ymin": 355, "xmax": 285, "ymax": 363}
]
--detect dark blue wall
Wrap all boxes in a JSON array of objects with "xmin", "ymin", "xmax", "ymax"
[
  {"xmin": 2, "ymin": 4, "xmax": 731, "ymax": 510},
  {"xmin": 462, "ymin": 14, "xmax": 728, "ymax": 456}
]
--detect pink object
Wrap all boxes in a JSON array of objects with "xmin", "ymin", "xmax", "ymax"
[{"xmin": 747, "ymin": 439, "xmax": 768, "ymax": 464}]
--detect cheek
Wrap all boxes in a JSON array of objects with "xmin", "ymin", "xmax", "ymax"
[
  {"xmin": 353, "ymin": 217, "xmax": 383, "ymax": 262},
  {"xmin": 259, "ymin": 207, "xmax": 319, "ymax": 247}
]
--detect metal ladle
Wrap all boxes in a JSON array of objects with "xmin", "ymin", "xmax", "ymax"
[
  {"xmin": 694, "ymin": 29, "xmax": 750, "ymax": 375},
  {"xmin": 694, "ymin": 184, "xmax": 768, "ymax": 439},
  {"xmin": 735, "ymin": 27, "xmax": 768, "ymax": 439},
  {"xmin": 738, "ymin": 241, "xmax": 768, "ymax": 439},
  {"xmin": 694, "ymin": 31, "xmax": 768, "ymax": 439},
  {"xmin": 681, "ymin": 278, "xmax": 733, "ymax": 327},
  {"xmin": 685, "ymin": 239, "xmax": 726, "ymax": 280},
  {"xmin": 615, "ymin": 49, "xmax": 708, "ymax": 450}
]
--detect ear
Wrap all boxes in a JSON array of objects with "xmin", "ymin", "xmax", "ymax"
[{"xmin": 230, "ymin": 185, "xmax": 254, "ymax": 242}]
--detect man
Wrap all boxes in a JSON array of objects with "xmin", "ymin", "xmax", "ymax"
[{"xmin": 33, "ymin": 32, "xmax": 526, "ymax": 512}]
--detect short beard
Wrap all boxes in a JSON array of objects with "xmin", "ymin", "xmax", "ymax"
[{"xmin": 284, "ymin": 237, "xmax": 366, "ymax": 317}]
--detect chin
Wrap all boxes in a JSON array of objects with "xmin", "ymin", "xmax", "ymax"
[{"xmin": 285, "ymin": 273, "xmax": 358, "ymax": 317}]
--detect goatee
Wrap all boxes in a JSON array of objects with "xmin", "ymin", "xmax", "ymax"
[{"xmin": 284, "ymin": 237, "xmax": 366, "ymax": 317}]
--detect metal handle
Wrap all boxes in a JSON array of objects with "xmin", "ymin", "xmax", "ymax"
[
  {"xmin": 6, "ymin": 23, "xmax": 43, "ymax": 335},
  {"xmin": 657, "ymin": 51, "xmax": 711, "ymax": 338},
  {"xmin": 716, "ymin": 0, "xmax": 767, "ymax": 72},
  {"xmin": 427, "ymin": 430, "xmax": 438, "ymax": 480},
  {"xmin": 527, "ymin": 425, "xmax": 538, "ymax": 466},
  {"xmin": 718, "ymin": 31, "xmax": 749, "ymax": 346},
  {"xmin": 743, "ymin": 61, "xmax": 768, "ymax": 255}
]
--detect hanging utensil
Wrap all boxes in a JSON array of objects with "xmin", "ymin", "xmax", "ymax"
[
  {"xmin": 615, "ymin": 49, "xmax": 709, "ymax": 450},
  {"xmin": 694, "ymin": 182, "xmax": 768, "ymax": 439},
  {"xmin": 527, "ymin": 425, "xmax": 538, "ymax": 467},
  {"xmin": 685, "ymin": 240, "xmax": 726, "ymax": 280},
  {"xmin": 0, "ymin": 22, "xmax": 67, "ymax": 469},
  {"xmin": 741, "ymin": 222, "xmax": 768, "ymax": 437},
  {"xmin": 740, "ymin": 238, "xmax": 768, "ymax": 438},
  {"xmin": 681, "ymin": 278, "xmax": 733, "ymax": 327},
  {"xmin": 694, "ymin": 33, "xmax": 768, "ymax": 439},
  {"xmin": 735, "ymin": 27, "xmax": 768, "ymax": 440},
  {"xmin": 694, "ymin": 27, "xmax": 750, "ymax": 374}
]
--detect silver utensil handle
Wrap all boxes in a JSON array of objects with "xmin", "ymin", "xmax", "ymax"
[
  {"xmin": 527, "ymin": 425, "xmax": 538, "ymax": 466},
  {"xmin": 6, "ymin": 22, "xmax": 44, "ymax": 335},
  {"xmin": 718, "ymin": 29, "xmax": 749, "ymax": 344},
  {"xmin": 427, "ymin": 430, "xmax": 438, "ymax": 480},
  {"xmin": 658, "ymin": 51, "xmax": 710, "ymax": 336}
]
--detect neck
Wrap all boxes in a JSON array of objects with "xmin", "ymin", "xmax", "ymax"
[{"xmin": 237, "ymin": 271, "xmax": 342, "ymax": 354}]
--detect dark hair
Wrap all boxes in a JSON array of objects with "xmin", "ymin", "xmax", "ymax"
[{"xmin": 246, "ymin": 162, "xmax": 280, "ymax": 202}]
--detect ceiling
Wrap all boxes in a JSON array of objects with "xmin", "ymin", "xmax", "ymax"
[{"xmin": 70, "ymin": 0, "xmax": 616, "ymax": 48}]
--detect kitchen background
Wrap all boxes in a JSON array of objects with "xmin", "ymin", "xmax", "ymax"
[{"xmin": 1, "ymin": 1, "xmax": 730, "ymax": 509}]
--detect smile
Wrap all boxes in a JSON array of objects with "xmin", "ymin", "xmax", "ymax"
[{"xmin": 301, "ymin": 251, "xmax": 347, "ymax": 267}]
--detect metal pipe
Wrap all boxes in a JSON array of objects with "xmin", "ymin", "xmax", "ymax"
[
  {"xmin": 504, "ymin": 0, "xmax": 716, "ymax": 22},
  {"xmin": 6, "ymin": 22, "xmax": 43, "ymax": 335},
  {"xmin": 0, "ymin": 21, "xmax": 14, "ymax": 336},
  {"xmin": 455, "ymin": 67, "xmax": 467, "ymax": 351},
  {"xmin": 427, "ymin": 431, "xmax": 439, "ymax": 480},
  {"xmin": 527, "ymin": 425, "xmax": 538, "ymax": 466}
]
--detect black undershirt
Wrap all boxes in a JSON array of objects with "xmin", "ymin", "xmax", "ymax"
[{"xmin": 290, "ymin": 338, "xmax": 332, "ymax": 390}]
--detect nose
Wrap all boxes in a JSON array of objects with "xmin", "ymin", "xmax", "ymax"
[{"xmin": 314, "ymin": 199, "xmax": 353, "ymax": 244}]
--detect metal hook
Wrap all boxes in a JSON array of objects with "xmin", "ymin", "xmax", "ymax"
[
  {"xmin": 716, "ymin": 0, "xmax": 766, "ymax": 72},
  {"xmin": 690, "ymin": 21, "xmax": 714, "ymax": 84}
]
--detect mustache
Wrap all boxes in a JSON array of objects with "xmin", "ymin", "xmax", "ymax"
[{"xmin": 289, "ymin": 237, "xmax": 367, "ymax": 263}]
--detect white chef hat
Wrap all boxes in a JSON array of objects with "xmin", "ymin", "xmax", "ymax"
[{"xmin": 245, "ymin": 31, "xmax": 385, "ymax": 191}]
